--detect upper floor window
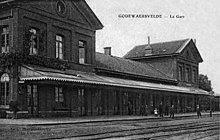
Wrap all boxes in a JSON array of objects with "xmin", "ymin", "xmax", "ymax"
[
  {"xmin": 79, "ymin": 40, "xmax": 86, "ymax": 64},
  {"xmin": 185, "ymin": 67, "xmax": 190, "ymax": 82},
  {"xmin": 55, "ymin": 87, "xmax": 64, "ymax": 107},
  {"xmin": 56, "ymin": 35, "xmax": 64, "ymax": 59},
  {"xmin": 1, "ymin": 26, "xmax": 9, "ymax": 53},
  {"xmin": 29, "ymin": 28, "xmax": 39, "ymax": 55},
  {"xmin": 192, "ymin": 69, "xmax": 197, "ymax": 83},
  {"xmin": 178, "ymin": 65, "xmax": 183, "ymax": 81}
]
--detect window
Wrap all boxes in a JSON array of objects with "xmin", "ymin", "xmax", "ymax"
[
  {"xmin": 1, "ymin": 26, "xmax": 9, "ymax": 53},
  {"xmin": 79, "ymin": 40, "xmax": 86, "ymax": 64},
  {"xmin": 29, "ymin": 28, "xmax": 38, "ymax": 55},
  {"xmin": 123, "ymin": 92, "xmax": 128, "ymax": 105},
  {"xmin": 0, "ymin": 73, "xmax": 9, "ymax": 105},
  {"xmin": 33, "ymin": 85, "xmax": 38, "ymax": 107},
  {"xmin": 192, "ymin": 69, "xmax": 197, "ymax": 83},
  {"xmin": 178, "ymin": 65, "xmax": 183, "ymax": 81},
  {"xmin": 55, "ymin": 87, "xmax": 64, "ymax": 106},
  {"xmin": 27, "ymin": 85, "xmax": 32, "ymax": 106},
  {"xmin": 185, "ymin": 67, "xmax": 190, "ymax": 82},
  {"xmin": 56, "ymin": 35, "xmax": 64, "ymax": 59},
  {"xmin": 57, "ymin": 1, "xmax": 66, "ymax": 14},
  {"xmin": 78, "ymin": 88, "xmax": 85, "ymax": 116},
  {"xmin": 27, "ymin": 85, "xmax": 38, "ymax": 107}
]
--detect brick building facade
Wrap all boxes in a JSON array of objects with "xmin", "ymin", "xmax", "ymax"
[{"xmin": 0, "ymin": 0, "xmax": 211, "ymax": 117}]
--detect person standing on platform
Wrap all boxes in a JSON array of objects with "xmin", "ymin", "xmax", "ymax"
[
  {"xmin": 170, "ymin": 105, "xmax": 175, "ymax": 119},
  {"xmin": 145, "ymin": 105, "xmax": 149, "ymax": 116},
  {"xmin": 165, "ymin": 103, "xmax": 169, "ymax": 116},
  {"xmin": 128, "ymin": 101, "xmax": 132, "ymax": 115},
  {"xmin": 196, "ymin": 105, "xmax": 202, "ymax": 118},
  {"xmin": 159, "ymin": 102, "xmax": 164, "ymax": 117},
  {"xmin": 154, "ymin": 108, "xmax": 158, "ymax": 116},
  {"xmin": 140, "ymin": 104, "xmax": 144, "ymax": 116}
]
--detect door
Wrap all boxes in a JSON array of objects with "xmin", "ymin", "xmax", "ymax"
[{"xmin": 27, "ymin": 85, "xmax": 38, "ymax": 117}]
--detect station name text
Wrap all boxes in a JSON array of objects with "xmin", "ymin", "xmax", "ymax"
[{"xmin": 118, "ymin": 14, "xmax": 184, "ymax": 19}]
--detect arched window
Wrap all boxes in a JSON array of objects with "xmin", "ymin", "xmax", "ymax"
[{"xmin": 0, "ymin": 73, "xmax": 9, "ymax": 105}]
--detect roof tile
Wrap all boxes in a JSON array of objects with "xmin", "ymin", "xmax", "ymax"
[
  {"xmin": 96, "ymin": 52, "xmax": 175, "ymax": 81},
  {"xmin": 123, "ymin": 38, "xmax": 190, "ymax": 58}
]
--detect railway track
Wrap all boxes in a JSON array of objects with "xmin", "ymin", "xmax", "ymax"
[
  {"xmin": 35, "ymin": 114, "xmax": 218, "ymax": 130},
  {"xmin": 40, "ymin": 117, "xmax": 220, "ymax": 140},
  {"xmin": 1, "ymin": 115, "xmax": 219, "ymax": 140},
  {"xmin": 65, "ymin": 122, "xmax": 219, "ymax": 140}
]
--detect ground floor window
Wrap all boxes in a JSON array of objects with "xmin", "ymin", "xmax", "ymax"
[
  {"xmin": 78, "ymin": 88, "xmax": 85, "ymax": 115},
  {"xmin": 27, "ymin": 85, "xmax": 38, "ymax": 107},
  {"xmin": 113, "ymin": 90, "xmax": 120, "ymax": 115},
  {"xmin": 55, "ymin": 87, "xmax": 64, "ymax": 107},
  {"xmin": 0, "ymin": 73, "xmax": 9, "ymax": 105}
]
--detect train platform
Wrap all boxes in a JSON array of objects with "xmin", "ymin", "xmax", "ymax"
[{"xmin": 0, "ymin": 111, "xmax": 219, "ymax": 126}]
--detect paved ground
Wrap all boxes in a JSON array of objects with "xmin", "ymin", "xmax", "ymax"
[
  {"xmin": 0, "ymin": 112, "xmax": 219, "ymax": 140},
  {"xmin": 0, "ymin": 111, "xmax": 218, "ymax": 125}
]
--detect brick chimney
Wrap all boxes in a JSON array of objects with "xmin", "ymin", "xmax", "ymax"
[
  {"xmin": 148, "ymin": 36, "xmax": 150, "ymax": 47},
  {"xmin": 104, "ymin": 47, "xmax": 111, "ymax": 55},
  {"xmin": 144, "ymin": 36, "xmax": 152, "ymax": 56}
]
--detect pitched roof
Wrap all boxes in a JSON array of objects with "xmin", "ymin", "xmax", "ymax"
[
  {"xmin": 0, "ymin": 0, "xmax": 103, "ymax": 30},
  {"xmin": 75, "ymin": 0, "xmax": 104, "ymax": 30},
  {"xmin": 20, "ymin": 65, "xmax": 209, "ymax": 95},
  {"xmin": 0, "ymin": 0, "xmax": 14, "ymax": 5},
  {"xmin": 123, "ymin": 38, "xmax": 191, "ymax": 59},
  {"xmin": 96, "ymin": 52, "xmax": 176, "ymax": 82}
]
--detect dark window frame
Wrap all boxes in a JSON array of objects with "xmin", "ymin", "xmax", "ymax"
[
  {"xmin": 27, "ymin": 84, "xmax": 38, "ymax": 108},
  {"xmin": 1, "ymin": 26, "xmax": 9, "ymax": 53},
  {"xmin": 55, "ymin": 34, "xmax": 64, "ymax": 59},
  {"xmin": 78, "ymin": 40, "xmax": 86, "ymax": 64},
  {"xmin": 55, "ymin": 86, "xmax": 65, "ymax": 108},
  {"xmin": 192, "ymin": 68, "xmax": 197, "ymax": 83},
  {"xmin": 78, "ymin": 88, "xmax": 85, "ymax": 116},
  {"xmin": 29, "ymin": 27, "xmax": 39, "ymax": 55},
  {"xmin": 185, "ymin": 66, "xmax": 191, "ymax": 82},
  {"xmin": 178, "ymin": 64, "xmax": 184, "ymax": 81}
]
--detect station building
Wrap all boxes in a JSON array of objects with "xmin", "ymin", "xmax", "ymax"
[{"xmin": 0, "ymin": 0, "xmax": 210, "ymax": 117}]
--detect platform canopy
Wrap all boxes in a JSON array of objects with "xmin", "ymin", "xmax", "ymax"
[{"xmin": 19, "ymin": 65, "xmax": 209, "ymax": 95}]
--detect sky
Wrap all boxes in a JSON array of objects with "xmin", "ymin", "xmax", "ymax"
[{"xmin": 86, "ymin": 0, "xmax": 220, "ymax": 95}]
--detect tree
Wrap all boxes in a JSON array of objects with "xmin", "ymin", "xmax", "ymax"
[{"xmin": 199, "ymin": 74, "xmax": 212, "ymax": 92}]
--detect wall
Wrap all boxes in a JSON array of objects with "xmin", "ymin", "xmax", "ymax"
[
  {"xmin": 16, "ymin": 0, "xmax": 96, "ymax": 72},
  {"xmin": 0, "ymin": 7, "xmax": 19, "ymax": 103},
  {"xmin": 176, "ymin": 42, "xmax": 199, "ymax": 88},
  {"xmin": 136, "ymin": 56, "xmax": 176, "ymax": 79}
]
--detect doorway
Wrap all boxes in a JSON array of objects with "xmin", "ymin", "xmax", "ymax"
[{"xmin": 27, "ymin": 85, "xmax": 38, "ymax": 117}]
